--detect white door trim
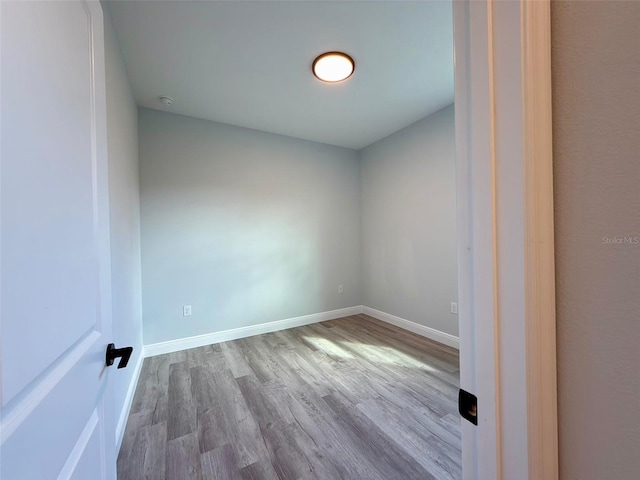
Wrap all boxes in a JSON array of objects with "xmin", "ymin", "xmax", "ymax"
[
  {"xmin": 521, "ymin": 2, "xmax": 558, "ymax": 479},
  {"xmin": 454, "ymin": 1, "xmax": 558, "ymax": 479}
]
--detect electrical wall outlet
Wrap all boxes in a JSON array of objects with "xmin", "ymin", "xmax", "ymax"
[
  {"xmin": 338, "ymin": 285, "xmax": 344, "ymax": 294},
  {"xmin": 183, "ymin": 305, "xmax": 192, "ymax": 317},
  {"xmin": 450, "ymin": 302, "xmax": 458, "ymax": 314}
]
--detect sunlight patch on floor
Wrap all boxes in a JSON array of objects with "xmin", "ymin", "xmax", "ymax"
[
  {"xmin": 302, "ymin": 336, "xmax": 355, "ymax": 359},
  {"xmin": 302, "ymin": 335, "xmax": 437, "ymax": 373}
]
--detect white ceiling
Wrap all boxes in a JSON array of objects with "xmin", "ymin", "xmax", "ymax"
[{"xmin": 107, "ymin": 1, "xmax": 453, "ymax": 150}]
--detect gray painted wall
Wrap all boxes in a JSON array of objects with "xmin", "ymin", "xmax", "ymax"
[
  {"xmin": 104, "ymin": 4, "xmax": 143, "ymax": 438},
  {"xmin": 552, "ymin": 2, "xmax": 640, "ymax": 479},
  {"xmin": 360, "ymin": 105, "xmax": 458, "ymax": 336},
  {"xmin": 138, "ymin": 109, "xmax": 361, "ymax": 345}
]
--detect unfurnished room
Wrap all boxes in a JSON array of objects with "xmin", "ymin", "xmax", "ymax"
[
  {"xmin": 3, "ymin": 1, "xmax": 638, "ymax": 480},
  {"xmin": 113, "ymin": 1, "xmax": 460, "ymax": 478}
]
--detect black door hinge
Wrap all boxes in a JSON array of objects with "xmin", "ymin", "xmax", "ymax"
[{"xmin": 459, "ymin": 389, "xmax": 477, "ymax": 425}]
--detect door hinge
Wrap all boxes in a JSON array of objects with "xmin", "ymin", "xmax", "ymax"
[{"xmin": 459, "ymin": 389, "xmax": 477, "ymax": 425}]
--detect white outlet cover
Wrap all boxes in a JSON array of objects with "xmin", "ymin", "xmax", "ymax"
[
  {"xmin": 183, "ymin": 305, "xmax": 192, "ymax": 316},
  {"xmin": 450, "ymin": 302, "xmax": 458, "ymax": 314},
  {"xmin": 338, "ymin": 285, "xmax": 344, "ymax": 294}
]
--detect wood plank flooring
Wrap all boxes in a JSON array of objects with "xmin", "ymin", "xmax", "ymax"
[{"xmin": 118, "ymin": 314, "xmax": 461, "ymax": 480}]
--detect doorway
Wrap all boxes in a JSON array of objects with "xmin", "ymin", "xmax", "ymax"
[{"xmin": 112, "ymin": 1, "xmax": 461, "ymax": 478}]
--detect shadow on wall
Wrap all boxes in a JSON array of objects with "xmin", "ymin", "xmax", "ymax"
[
  {"xmin": 139, "ymin": 108, "xmax": 362, "ymax": 344},
  {"xmin": 182, "ymin": 199, "xmax": 324, "ymax": 319}
]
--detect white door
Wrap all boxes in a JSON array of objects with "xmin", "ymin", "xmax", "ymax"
[{"xmin": 1, "ymin": 1, "xmax": 117, "ymax": 479}]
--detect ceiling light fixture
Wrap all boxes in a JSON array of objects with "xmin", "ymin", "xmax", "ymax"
[{"xmin": 312, "ymin": 52, "xmax": 355, "ymax": 83}]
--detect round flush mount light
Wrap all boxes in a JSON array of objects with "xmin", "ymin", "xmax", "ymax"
[{"xmin": 312, "ymin": 52, "xmax": 355, "ymax": 83}]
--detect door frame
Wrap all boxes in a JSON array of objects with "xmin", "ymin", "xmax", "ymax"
[{"xmin": 454, "ymin": 1, "xmax": 558, "ymax": 479}]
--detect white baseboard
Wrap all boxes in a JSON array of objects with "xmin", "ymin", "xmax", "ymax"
[
  {"xmin": 143, "ymin": 306, "xmax": 363, "ymax": 357},
  {"xmin": 142, "ymin": 305, "xmax": 458, "ymax": 358},
  {"xmin": 360, "ymin": 306, "xmax": 460, "ymax": 349},
  {"xmin": 115, "ymin": 346, "xmax": 145, "ymax": 451}
]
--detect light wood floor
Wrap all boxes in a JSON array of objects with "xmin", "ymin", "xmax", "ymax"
[{"xmin": 118, "ymin": 314, "xmax": 461, "ymax": 480}]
